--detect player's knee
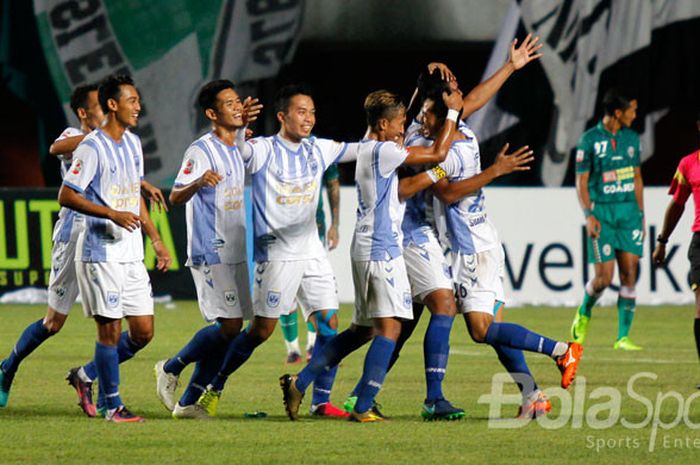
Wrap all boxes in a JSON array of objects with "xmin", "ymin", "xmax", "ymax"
[
  {"xmin": 619, "ymin": 285, "xmax": 636, "ymax": 300},
  {"xmin": 43, "ymin": 318, "xmax": 65, "ymax": 335},
  {"xmin": 316, "ymin": 310, "xmax": 337, "ymax": 337},
  {"xmin": 130, "ymin": 329, "xmax": 153, "ymax": 347}
]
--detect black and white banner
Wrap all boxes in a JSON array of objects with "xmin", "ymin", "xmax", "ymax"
[{"xmin": 470, "ymin": 0, "xmax": 700, "ymax": 186}]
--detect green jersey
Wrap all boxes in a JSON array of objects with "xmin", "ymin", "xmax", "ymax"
[{"xmin": 575, "ymin": 121, "xmax": 641, "ymax": 204}]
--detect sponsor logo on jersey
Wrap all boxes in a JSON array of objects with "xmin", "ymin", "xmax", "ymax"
[
  {"xmin": 54, "ymin": 286, "xmax": 66, "ymax": 298},
  {"xmin": 603, "ymin": 183, "xmax": 635, "ymax": 194},
  {"xmin": 603, "ymin": 170, "xmax": 618, "ymax": 182},
  {"xmin": 576, "ymin": 149, "xmax": 585, "ymax": 162},
  {"xmin": 183, "ymin": 158, "xmax": 195, "ymax": 175},
  {"xmin": 267, "ymin": 290, "xmax": 281, "ymax": 308}
]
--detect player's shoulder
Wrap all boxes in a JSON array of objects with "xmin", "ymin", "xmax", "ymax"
[
  {"xmin": 679, "ymin": 151, "xmax": 700, "ymax": 169},
  {"xmin": 123, "ymin": 129, "xmax": 143, "ymax": 149}
]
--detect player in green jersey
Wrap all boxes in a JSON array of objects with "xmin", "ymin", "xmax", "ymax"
[{"xmin": 570, "ymin": 89, "xmax": 645, "ymax": 351}]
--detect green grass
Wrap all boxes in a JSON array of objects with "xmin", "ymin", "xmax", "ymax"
[{"xmin": 0, "ymin": 303, "xmax": 699, "ymax": 464}]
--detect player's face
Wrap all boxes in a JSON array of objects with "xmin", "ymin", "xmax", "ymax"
[
  {"xmin": 421, "ymin": 98, "xmax": 441, "ymax": 138},
  {"xmin": 618, "ymin": 99, "xmax": 637, "ymax": 128},
  {"xmin": 279, "ymin": 94, "xmax": 315, "ymax": 140},
  {"xmin": 381, "ymin": 108, "xmax": 407, "ymax": 144},
  {"xmin": 112, "ymin": 84, "xmax": 141, "ymax": 128},
  {"xmin": 214, "ymin": 88, "xmax": 244, "ymax": 129},
  {"xmin": 82, "ymin": 90, "xmax": 104, "ymax": 130}
]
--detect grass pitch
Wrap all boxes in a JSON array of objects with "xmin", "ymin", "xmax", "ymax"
[{"xmin": 0, "ymin": 303, "xmax": 699, "ymax": 464}]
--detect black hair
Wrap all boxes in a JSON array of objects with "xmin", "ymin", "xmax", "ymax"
[
  {"xmin": 197, "ymin": 80, "xmax": 236, "ymax": 113},
  {"xmin": 69, "ymin": 83, "xmax": 98, "ymax": 118},
  {"xmin": 274, "ymin": 83, "xmax": 313, "ymax": 114},
  {"xmin": 416, "ymin": 69, "xmax": 451, "ymax": 103},
  {"xmin": 98, "ymin": 74, "xmax": 135, "ymax": 114},
  {"xmin": 602, "ymin": 89, "xmax": 633, "ymax": 116}
]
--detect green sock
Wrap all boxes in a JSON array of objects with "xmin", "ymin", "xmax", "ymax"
[
  {"xmin": 579, "ymin": 290, "xmax": 600, "ymax": 318},
  {"xmin": 617, "ymin": 296, "xmax": 635, "ymax": 339},
  {"xmin": 306, "ymin": 320, "xmax": 316, "ymax": 334},
  {"xmin": 280, "ymin": 312, "xmax": 299, "ymax": 343}
]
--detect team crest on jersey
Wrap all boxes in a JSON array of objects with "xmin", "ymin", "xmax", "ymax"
[
  {"xmin": 183, "ymin": 158, "xmax": 195, "ymax": 175},
  {"xmin": 71, "ymin": 159, "xmax": 82, "ymax": 175},
  {"xmin": 403, "ymin": 292, "xmax": 412, "ymax": 309},
  {"xmin": 308, "ymin": 156, "xmax": 319, "ymax": 175},
  {"xmin": 603, "ymin": 244, "xmax": 612, "ymax": 256},
  {"xmin": 224, "ymin": 291, "xmax": 237, "ymax": 307},
  {"xmin": 627, "ymin": 147, "xmax": 635, "ymax": 158},
  {"xmin": 107, "ymin": 291, "xmax": 120, "ymax": 308},
  {"xmin": 267, "ymin": 290, "xmax": 281, "ymax": 308},
  {"xmin": 54, "ymin": 286, "xmax": 66, "ymax": 299}
]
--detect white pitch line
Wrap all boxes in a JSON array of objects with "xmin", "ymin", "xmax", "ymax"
[{"xmin": 449, "ymin": 349, "xmax": 696, "ymax": 364}]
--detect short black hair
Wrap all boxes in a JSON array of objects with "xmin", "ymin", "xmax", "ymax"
[
  {"xmin": 274, "ymin": 83, "xmax": 313, "ymax": 114},
  {"xmin": 198, "ymin": 80, "xmax": 236, "ymax": 113},
  {"xmin": 98, "ymin": 74, "xmax": 135, "ymax": 114},
  {"xmin": 69, "ymin": 84, "xmax": 98, "ymax": 118},
  {"xmin": 416, "ymin": 69, "xmax": 451, "ymax": 103},
  {"xmin": 602, "ymin": 89, "xmax": 634, "ymax": 116}
]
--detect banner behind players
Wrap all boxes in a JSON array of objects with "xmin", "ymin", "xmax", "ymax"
[{"xmin": 33, "ymin": 0, "xmax": 304, "ymax": 186}]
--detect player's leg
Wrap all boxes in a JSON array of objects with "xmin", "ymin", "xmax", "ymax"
[
  {"xmin": 573, "ymin": 206, "xmax": 618, "ymax": 342},
  {"xmin": 695, "ymin": 288, "xmax": 700, "ymax": 389},
  {"xmin": 305, "ymin": 319, "xmax": 317, "ymax": 362},
  {"xmin": 691, "ymin": 233, "xmax": 700, "ymax": 388},
  {"xmin": 613, "ymin": 251, "xmax": 642, "ymax": 350},
  {"xmin": 279, "ymin": 308, "xmax": 302, "ymax": 364}
]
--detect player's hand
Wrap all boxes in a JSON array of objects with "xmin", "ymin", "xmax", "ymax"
[
  {"xmin": 108, "ymin": 210, "xmax": 141, "ymax": 232},
  {"xmin": 586, "ymin": 215, "xmax": 601, "ymax": 239},
  {"xmin": 427, "ymin": 62, "xmax": 455, "ymax": 83},
  {"xmin": 152, "ymin": 240, "xmax": 173, "ymax": 272},
  {"xmin": 141, "ymin": 181, "xmax": 168, "ymax": 212},
  {"xmin": 327, "ymin": 225, "xmax": 339, "ymax": 251},
  {"xmin": 493, "ymin": 143, "xmax": 534, "ymax": 177},
  {"xmin": 245, "ymin": 128, "xmax": 254, "ymax": 140},
  {"xmin": 652, "ymin": 243, "xmax": 666, "ymax": 267},
  {"xmin": 242, "ymin": 97, "xmax": 263, "ymax": 125},
  {"xmin": 197, "ymin": 170, "xmax": 223, "ymax": 189},
  {"xmin": 443, "ymin": 89, "xmax": 463, "ymax": 112},
  {"xmin": 509, "ymin": 33, "xmax": 543, "ymax": 70}
]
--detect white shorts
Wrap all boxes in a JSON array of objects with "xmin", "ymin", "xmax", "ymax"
[
  {"xmin": 404, "ymin": 237, "xmax": 453, "ymax": 302},
  {"xmin": 190, "ymin": 262, "xmax": 253, "ymax": 322},
  {"xmin": 351, "ymin": 256, "xmax": 413, "ymax": 327},
  {"xmin": 47, "ymin": 240, "xmax": 80, "ymax": 315},
  {"xmin": 451, "ymin": 246, "xmax": 505, "ymax": 315},
  {"xmin": 76, "ymin": 261, "xmax": 154, "ymax": 319},
  {"xmin": 253, "ymin": 257, "xmax": 339, "ymax": 320}
]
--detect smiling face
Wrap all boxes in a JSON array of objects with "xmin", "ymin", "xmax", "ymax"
[
  {"xmin": 421, "ymin": 98, "xmax": 442, "ymax": 139},
  {"xmin": 278, "ymin": 94, "xmax": 315, "ymax": 141},
  {"xmin": 209, "ymin": 88, "xmax": 244, "ymax": 129},
  {"xmin": 109, "ymin": 84, "xmax": 141, "ymax": 128}
]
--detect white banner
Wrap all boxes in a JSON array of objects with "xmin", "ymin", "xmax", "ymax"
[{"xmin": 328, "ymin": 187, "xmax": 694, "ymax": 306}]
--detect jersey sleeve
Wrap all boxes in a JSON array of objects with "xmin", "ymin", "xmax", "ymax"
[
  {"xmin": 174, "ymin": 145, "xmax": 210, "ymax": 187},
  {"xmin": 438, "ymin": 149, "xmax": 460, "ymax": 179},
  {"xmin": 316, "ymin": 138, "xmax": 348, "ymax": 166},
  {"xmin": 669, "ymin": 156, "xmax": 692, "ymax": 205},
  {"xmin": 62, "ymin": 142, "xmax": 98, "ymax": 194},
  {"xmin": 574, "ymin": 133, "xmax": 593, "ymax": 174},
  {"xmin": 243, "ymin": 137, "xmax": 272, "ymax": 173},
  {"xmin": 377, "ymin": 142, "xmax": 409, "ymax": 177}
]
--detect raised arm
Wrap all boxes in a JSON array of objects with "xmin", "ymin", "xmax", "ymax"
[
  {"xmin": 432, "ymin": 144, "xmax": 533, "ymax": 205},
  {"xmin": 49, "ymin": 135, "xmax": 85, "ymax": 157},
  {"xmin": 403, "ymin": 90, "xmax": 463, "ymax": 166}
]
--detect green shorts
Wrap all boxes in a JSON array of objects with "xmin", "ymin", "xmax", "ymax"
[{"xmin": 587, "ymin": 202, "xmax": 643, "ymax": 264}]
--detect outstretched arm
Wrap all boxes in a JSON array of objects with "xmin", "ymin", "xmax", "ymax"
[
  {"xmin": 49, "ymin": 135, "xmax": 85, "ymax": 157},
  {"xmin": 432, "ymin": 144, "xmax": 533, "ymax": 204}
]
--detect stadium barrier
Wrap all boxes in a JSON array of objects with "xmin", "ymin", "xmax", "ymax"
[{"xmin": 0, "ymin": 187, "xmax": 693, "ymax": 306}]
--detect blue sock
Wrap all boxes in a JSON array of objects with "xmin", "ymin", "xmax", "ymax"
[
  {"xmin": 1, "ymin": 319, "xmax": 53, "ymax": 376},
  {"xmin": 354, "ymin": 336, "xmax": 396, "ymax": 413},
  {"xmin": 311, "ymin": 332, "xmax": 338, "ymax": 405},
  {"xmin": 94, "ymin": 342, "xmax": 121, "ymax": 410},
  {"xmin": 492, "ymin": 344, "xmax": 538, "ymax": 398},
  {"xmin": 424, "ymin": 314, "xmax": 454, "ymax": 402},
  {"xmin": 164, "ymin": 325, "xmax": 226, "ymax": 376},
  {"xmin": 83, "ymin": 331, "xmax": 144, "ymax": 381},
  {"xmin": 209, "ymin": 332, "xmax": 256, "ymax": 391},
  {"xmin": 179, "ymin": 344, "xmax": 227, "ymax": 406},
  {"xmin": 485, "ymin": 322, "xmax": 557, "ymax": 356},
  {"xmin": 296, "ymin": 329, "xmax": 367, "ymax": 393}
]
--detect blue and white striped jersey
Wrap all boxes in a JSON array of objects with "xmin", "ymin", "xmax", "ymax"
[
  {"xmin": 174, "ymin": 132, "xmax": 247, "ymax": 265},
  {"xmin": 242, "ymin": 134, "xmax": 346, "ymax": 262},
  {"xmin": 62, "ymin": 128, "xmax": 144, "ymax": 263},
  {"xmin": 53, "ymin": 126, "xmax": 84, "ymax": 243},
  {"xmin": 351, "ymin": 139, "xmax": 408, "ymax": 261}
]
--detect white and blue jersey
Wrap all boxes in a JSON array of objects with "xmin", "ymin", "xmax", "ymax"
[
  {"xmin": 62, "ymin": 128, "xmax": 145, "ymax": 263},
  {"xmin": 241, "ymin": 134, "xmax": 347, "ymax": 262},
  {"xmin": 401, "ymin": 120, "xmax": 436, "ymax": 247},
  {"xmin": 351, "ymin": 139, "xmax": 409, "ymax": 261},
  {"xmin": 53, "ymin": 127, "xmax": 84, "ymax": 243},
  {"xmin": 174, "ymin": 132, "xmax": 247, "ymax": 266},
  {"xmin": 433, "ymin": 125, "xmax": 499, "ymax": 254}
]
